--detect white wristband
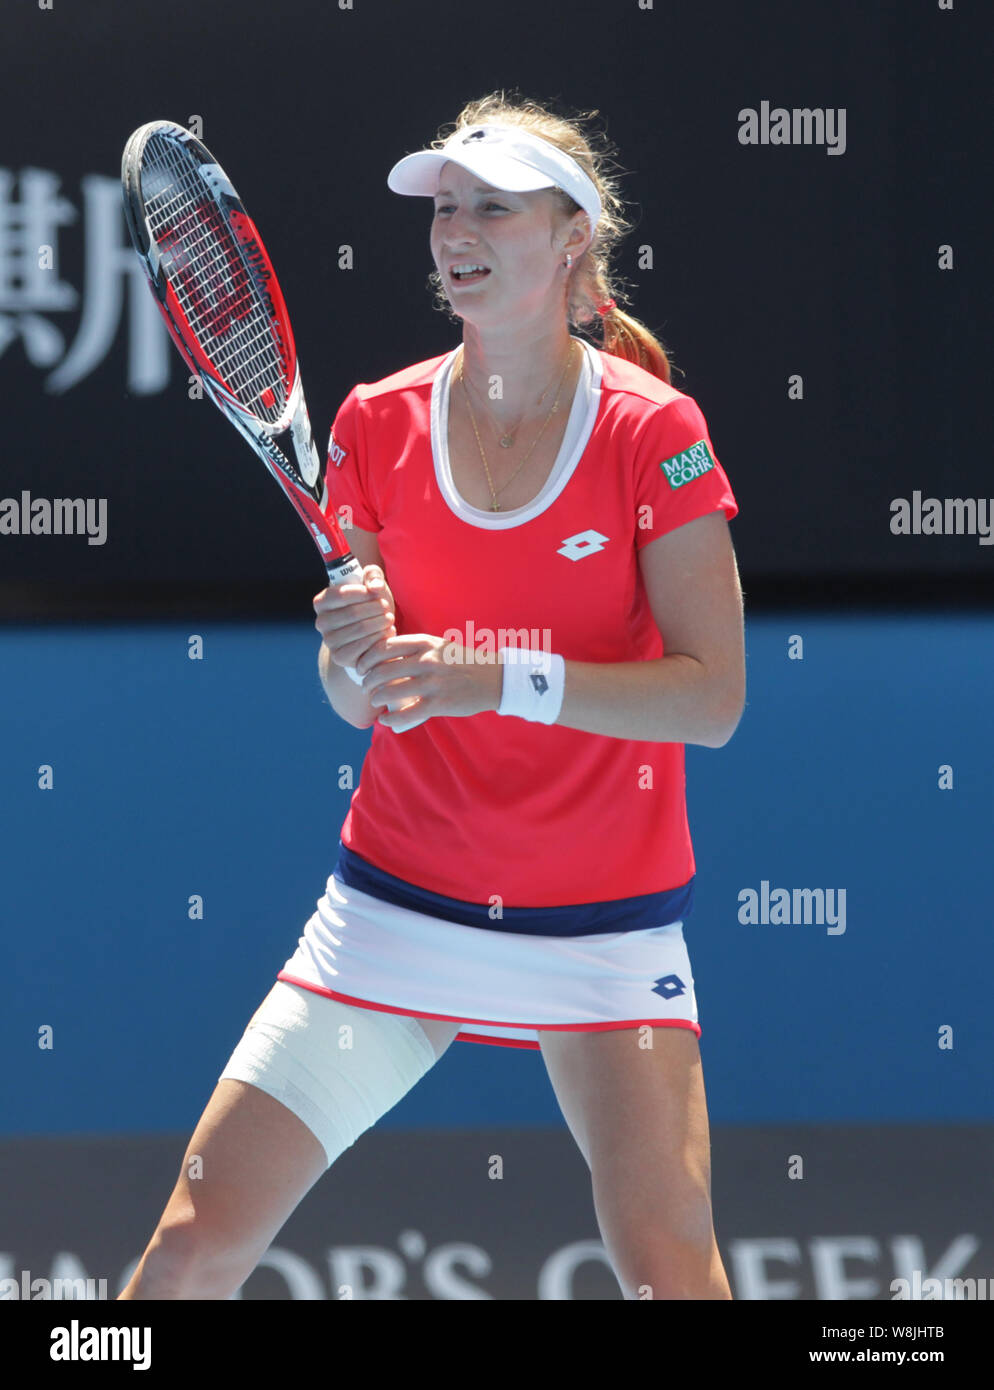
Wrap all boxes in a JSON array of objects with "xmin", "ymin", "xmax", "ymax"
[{"xmin": 497, "ymin": 647, "xmax": 565, "ymax": 724}]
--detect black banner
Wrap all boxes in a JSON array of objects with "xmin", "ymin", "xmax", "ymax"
[
  {"xmin": 0, "ymin": 0, "xmax": 989, "ymax": 617},
  {"xmin": 2, "ymin": 1124, "xmax": 991, "ymax": 1301}
]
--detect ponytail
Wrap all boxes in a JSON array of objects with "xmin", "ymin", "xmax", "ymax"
[{"xmin": 597, "ymin": 305, "xmax": 672, "ymax": 384}]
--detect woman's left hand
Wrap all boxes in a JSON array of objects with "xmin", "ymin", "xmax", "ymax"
[{"xmin": 356, "ymin": 635, "xmax": 502, "ymax": 732}]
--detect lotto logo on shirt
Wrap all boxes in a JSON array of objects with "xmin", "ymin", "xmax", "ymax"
[{"xmin": 660, "ymin": 440, "xmax": 717, "ymax": 489}]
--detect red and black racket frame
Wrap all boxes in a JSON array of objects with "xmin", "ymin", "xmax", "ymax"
[{"xmin": 121, "ymin": 122, "xmax": 362, "ymax": 590}]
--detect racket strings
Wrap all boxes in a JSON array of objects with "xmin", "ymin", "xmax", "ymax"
[{"xmin": 141, "ymin": 134, "xmax": 288, "ymax": 424}]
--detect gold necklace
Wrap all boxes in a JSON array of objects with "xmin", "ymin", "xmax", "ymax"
[
  {"xmin": 461, "ymin": 355, "xmax": 562, "ymax": 448},
  {"xmin": 459, "ymin": 342, "xmax": 576, "ymax": 512}
]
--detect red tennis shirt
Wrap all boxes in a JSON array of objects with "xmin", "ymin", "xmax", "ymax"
[{"xmin": 321, "ymin": 338, "xmax": 738, "ymax": 919}]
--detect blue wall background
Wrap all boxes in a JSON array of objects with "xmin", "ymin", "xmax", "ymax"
[{"xmin": 1, "ymin": 612, "xmax": 991, "ymax": 1137}]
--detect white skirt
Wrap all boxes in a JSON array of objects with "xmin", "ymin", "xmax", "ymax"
[{"xmin": 277, "ymin": 872, "xmax": 701, "ymax": 1050}]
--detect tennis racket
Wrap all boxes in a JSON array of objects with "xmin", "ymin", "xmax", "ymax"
[{"xmin": 121, "ymin": 119, "xmax": 365, "ymax": 683}]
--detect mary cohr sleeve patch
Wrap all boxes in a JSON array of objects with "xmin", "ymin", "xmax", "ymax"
[{"xmin": 634, "ymin": 395, "xmax": 738, "ymax": 548}]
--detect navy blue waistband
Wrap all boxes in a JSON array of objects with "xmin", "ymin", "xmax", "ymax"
[{"xmin": 334, "ymin": 843, "xmax": 693, "ymax": 936}]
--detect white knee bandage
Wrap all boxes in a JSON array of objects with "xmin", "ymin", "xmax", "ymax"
[{"xmin": 219, "ymin": 981, "xmax": 439, "ymax": 1169}]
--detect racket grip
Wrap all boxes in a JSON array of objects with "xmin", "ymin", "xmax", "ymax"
[
  {"xmin": 324, "ymin": 553, "xmax": 365, "ymax": 587},
  {"xmin": 324, "ymin": 551, "xmax": 368, "ymax": 687}
]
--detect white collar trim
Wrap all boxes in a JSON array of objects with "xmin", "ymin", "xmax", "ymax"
[{"xmin": 430, "ymin": 337, "xmax": 602, "ymax": 528}]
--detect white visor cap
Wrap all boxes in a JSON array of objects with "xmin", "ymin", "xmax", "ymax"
[{"xmin": 387, "ymin": 123, "xmax": 602, "ymax": 232}]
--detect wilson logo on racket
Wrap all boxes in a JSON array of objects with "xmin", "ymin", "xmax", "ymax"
[
  {"xmin": 158, "ymin": 207, "xmax": 253, "ymax": 341},
  {"xmin": 231, "ymin": 215, "xmax": 281, "ymax": 324}
]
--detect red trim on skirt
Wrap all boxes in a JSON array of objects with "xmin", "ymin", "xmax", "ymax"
[{"xmin": 277, "ymin": 971, "xmax": 702, "ymax": 1049}]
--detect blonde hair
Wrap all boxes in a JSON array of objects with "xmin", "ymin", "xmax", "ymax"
[{"xmin": 424, "ymin": 90, "xmax": 675, "ymax": 385}]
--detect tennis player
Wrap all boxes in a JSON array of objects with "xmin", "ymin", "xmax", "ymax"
[{"xmin": 120, "ymin": 93, "xmax": 744, "ymax": 1302}]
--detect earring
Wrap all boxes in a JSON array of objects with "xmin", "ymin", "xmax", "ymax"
[{"xmin": 565, "ymin": 252, "xmax": 573, "ymax": 269}]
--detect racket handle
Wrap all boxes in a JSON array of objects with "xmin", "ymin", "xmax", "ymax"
[
  {"xmin": 324, "ymin": 552, "xmax": 365, "ymax": 587},
  {"xmin": 324, "ymin": 551, "xmax": 368, "ymax": 687}
]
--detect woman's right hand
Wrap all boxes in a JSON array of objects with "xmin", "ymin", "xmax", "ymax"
[{"xmin": 313, "ymin": 564, "xmax": 397, "ymax": 673}]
